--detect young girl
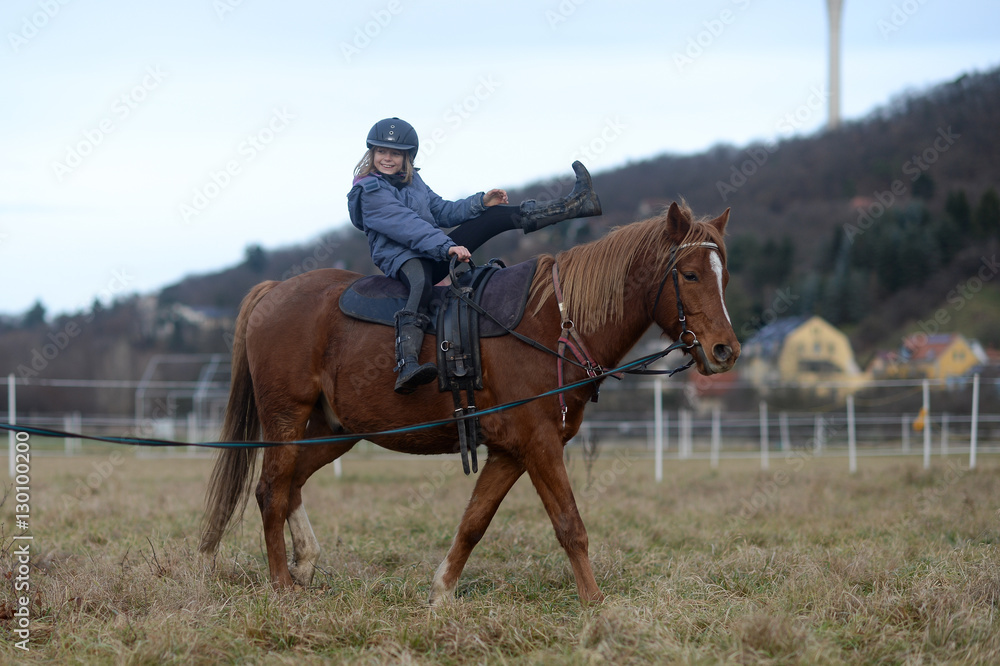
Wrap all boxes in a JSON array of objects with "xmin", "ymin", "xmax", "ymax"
[{"xmin": 348, "ymin": 117, "xmax": 602, "ymax": 394}]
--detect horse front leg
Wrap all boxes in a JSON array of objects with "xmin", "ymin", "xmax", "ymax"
[
  {"xmin": 525, "ymin": 435, "xmax": 604, "ymax": 605},
  {"xmin": 429, "ymin": 450, "xmax": 524, "ymax": 606}
]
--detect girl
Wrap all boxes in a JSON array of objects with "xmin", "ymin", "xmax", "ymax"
[{"xmin": 348, "ymin": 117, "xmax": 602, "ymax": 394}]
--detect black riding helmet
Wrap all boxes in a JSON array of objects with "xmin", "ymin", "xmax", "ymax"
[{"xmin": 366, "ymin": 117, "xmax": 419, "ymax": 159}]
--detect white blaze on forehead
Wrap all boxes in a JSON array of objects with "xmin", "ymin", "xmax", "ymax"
[{"xmin": 709, "ymin": 251, "xmax": 731, "ymax": 324}]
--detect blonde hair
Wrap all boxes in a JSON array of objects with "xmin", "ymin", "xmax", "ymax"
[{"xmin": 353, "ymin": 147, "xmax": 415, "ymax": 184}]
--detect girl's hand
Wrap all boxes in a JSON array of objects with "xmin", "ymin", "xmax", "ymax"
[
  {"xmin": 483, "ymin": 189, "xmax": 508, "ymax": 207},
  {"xmin": 448, "ymin": 245, "xmax": 472, "ymax": 262}
]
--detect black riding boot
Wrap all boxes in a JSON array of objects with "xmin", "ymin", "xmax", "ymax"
[
  {"xmin": 518, "ymin": 161, "xmax": 603, "ymax": 233},
  {"xmin": 394, "ymin": 310, "xmax": 438, "ymax": 394}
]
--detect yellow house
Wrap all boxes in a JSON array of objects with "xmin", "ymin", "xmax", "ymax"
[
  {"xmin": 741, "ymin": 315, "xmax": 865, "ymax": 395},
  {"xmin": 898, "ymin": 333, "xmax": 984, "ymax": 379}
]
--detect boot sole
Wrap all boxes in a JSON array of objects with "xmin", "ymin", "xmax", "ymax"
[{"xmin": 394, "ymin": 365, "xmax": 438, "ymax": 394}]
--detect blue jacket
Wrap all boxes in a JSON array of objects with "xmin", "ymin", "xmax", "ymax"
[{"xmin": 348, "ymin": 171, "xmax": 485, "ymax": 279}]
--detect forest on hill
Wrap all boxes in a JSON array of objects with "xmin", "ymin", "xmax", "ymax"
[{"xmin": 3, "ymin": 66, "xmax": 1000, "ymax": 398}]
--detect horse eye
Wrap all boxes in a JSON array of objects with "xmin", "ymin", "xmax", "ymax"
[{"xmin": 683, "ymin": 272, "xmax": 698, "ymax": 282}]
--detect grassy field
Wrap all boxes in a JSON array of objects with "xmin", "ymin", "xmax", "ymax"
[{"xmin": 1, "ymin": 445, "xmax": 999, "ymax": 664}]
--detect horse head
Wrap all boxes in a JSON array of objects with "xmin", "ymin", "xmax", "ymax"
[{"xmin": 655, "ymin": 202, "xmax": 740, "ymax": 375}]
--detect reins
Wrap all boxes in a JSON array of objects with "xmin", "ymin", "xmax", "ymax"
[
  {"xmin": 2, "ymin": 241, "xmax": 726, "ymax": 451},
  {"xmin": 0, "ymin": 340, "xmax": 691, "ymax": 450}
]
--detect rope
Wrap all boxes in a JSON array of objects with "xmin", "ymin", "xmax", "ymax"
[{"xmin": 0, "ymin": 340, "xmax": 694, "ymax": 450}]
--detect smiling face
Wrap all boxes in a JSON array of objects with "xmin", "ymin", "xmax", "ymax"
[{"xmin": 373, "ymin": 147, "xmax": 405, "ymax": 175}]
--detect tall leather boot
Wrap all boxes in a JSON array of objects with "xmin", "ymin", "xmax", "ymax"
[
  {"xmin": 518, "ymin": 161, "xmax": 602, "ymax": 233},
  {"xmin": 393, "ymin": 310, "xmax": 438, "ymax": 394}
]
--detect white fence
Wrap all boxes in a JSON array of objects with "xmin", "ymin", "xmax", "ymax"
[{"xmin": 5, "ymin": 373, "xmax": 999, "ymax": 478}]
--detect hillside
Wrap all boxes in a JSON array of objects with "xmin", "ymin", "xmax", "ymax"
[{"xmin": 4, "ymin": 66, "xmax": 1000, "ymax": 400}]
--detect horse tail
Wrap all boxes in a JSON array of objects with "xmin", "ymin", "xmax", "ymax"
[{"xmin": 199, "ymin": 280, "xmax": 279, "ymax": 555}]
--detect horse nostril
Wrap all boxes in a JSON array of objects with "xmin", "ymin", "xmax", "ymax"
[{"xmin": 713, "ymin": 344, "xmax": 732, "ymax": 363}]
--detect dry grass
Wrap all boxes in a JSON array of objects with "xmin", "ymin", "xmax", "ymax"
[{"xmin": 2, "ymin": 447, "xmax": 999, "ymax": 664}]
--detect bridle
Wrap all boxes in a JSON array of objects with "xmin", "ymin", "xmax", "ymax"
[
  {"xmin": 551, "ymin": 239, "xmax": 723, "ymax": 425},
  {"xmin": 649, "ymin": 240, "xmax": 722, "ymax": 367}
]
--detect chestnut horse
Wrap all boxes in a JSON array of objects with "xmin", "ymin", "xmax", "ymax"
[{"xmin": 199, "ymin": 202, "xmax": 739, "ymax": 605}]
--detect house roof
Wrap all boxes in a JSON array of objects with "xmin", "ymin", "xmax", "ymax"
[
  {"xmin": 742, "ymin": 315, "xmax": 809, "ymax": 360},
  {"xmin": 902, "ymin": 333, "xmax": 964, "ymax": 361}
]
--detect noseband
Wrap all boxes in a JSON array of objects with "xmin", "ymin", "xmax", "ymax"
[{"xmin": 651, "ymin": 241, "xmax": 721, "ymax": 354}]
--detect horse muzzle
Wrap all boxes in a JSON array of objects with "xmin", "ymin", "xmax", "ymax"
[{"xmin": 693, "ymin": 341, "xmax": 739, "ymax": 375}]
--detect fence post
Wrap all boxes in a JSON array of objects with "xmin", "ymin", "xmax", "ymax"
[
  {"xmin": 759, "ymin": 401, "xmax": 769, "ymax": 470},
  {"xmin": 970, "ymin": 373, "xmax": 980, "ymax": 470},
  {"xmin": 940, "ymin": 412, "xmax": 949, "ymax": 458},
  {"xmin": 922, "ymin": 379, "xmax": 931, "ymax": 470},
  {"xmin": 64, "ymin": 412, "xmax": 82, "ymax": 455},
  {"xmin": 710, "ymin": 404, "xmax": 721, "ymax": 469},
  {"xmin": 686, "ymin": 409, "xmax": 693, "ymax": 458},
  {"xmin": 847, "ymin": 394, "xmax": 857, "ymax": 474},
  {"xmin": 814, "ymin": 414, "xmax": 825, "ymax": 454},
  {"xmin": 654, "ymin": 378, "xmax": 663, "ymax": 482},
  {"xmin": 7, "ymin": 374, "xmax": 15, "ymax": 478},
  {"xmin": 779, "ymin": 411, "xmax": 790, "ymax": 454},
  {"xmin": 186, "ymin": 411, "xmax": 199, "ymax": 456},
  {"xmin": 679, "ymin": 409, "xmax": 691, "ymax": 460},
  {"xmin": 902, "ymin": 414, "xmax": 910, "ymax": 453}
]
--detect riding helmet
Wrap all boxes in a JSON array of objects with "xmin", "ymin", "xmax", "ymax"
[{"xmin": 366, "ymin": 117, "xmax": 418, "ymax": 159}]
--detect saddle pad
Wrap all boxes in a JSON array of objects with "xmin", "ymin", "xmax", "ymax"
[{"xmin": 339, "ymin": 258, "xmax": 538, "ymax": 338}]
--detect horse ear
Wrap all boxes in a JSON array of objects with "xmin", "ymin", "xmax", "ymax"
[
  {"xmin": 710, "ymin": 207, "xmax": 730, "ymax": 235},
  {"xmin": 665, "ymin": 202, "xmax": 691, "ymax": 240}
]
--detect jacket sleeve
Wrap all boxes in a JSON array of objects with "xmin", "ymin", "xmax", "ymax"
[
  {"xmin": 360, "ymin": 185, "xmax": 455, "ymax": 261},
  {"xmin": 423, "ymin": 180, "xmax": 486, "ymax": 227}
]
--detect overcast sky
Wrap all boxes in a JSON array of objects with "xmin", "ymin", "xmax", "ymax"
[{"xmin": 2, "ymin": 0, "xmax": 998, "ymax": 316}]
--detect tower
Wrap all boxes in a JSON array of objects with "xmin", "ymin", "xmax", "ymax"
[{"xmin": 826, "ymin": 0, "xmax": 844, "ymax": 130}]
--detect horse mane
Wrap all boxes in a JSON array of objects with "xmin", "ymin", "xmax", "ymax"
[{"xmin": 528, "ymin": 203, "xmax": 726, "ymax": 333}]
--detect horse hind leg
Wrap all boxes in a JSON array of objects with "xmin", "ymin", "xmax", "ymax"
[
  {"xmin": 286, "ymin": 500, "xmax": 320, "ymax": 587},
  {"xmin": 286, "ymin": 398, "xmax": 357, "ymax": 587},
  {"xmin": 429, "ymin": 450, "xmax": 524, "ymax": 605},
  {"xmin": 255, "ymin": 394, "xmax": 320, "ymax": 588},
  {"xmin": 256, "ymin": 442, "xmax": 301, "ymax": 588}
]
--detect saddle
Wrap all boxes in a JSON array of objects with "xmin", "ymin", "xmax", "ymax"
[{"xmin": 339, "ymin": 258, "xmax": 539, "ymax": 474}]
